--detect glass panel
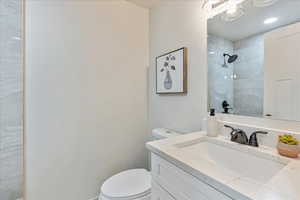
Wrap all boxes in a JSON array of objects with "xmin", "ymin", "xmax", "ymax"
[{"xmin": 0, "ymin": 0, "xmax": 23, "ymax": 199}]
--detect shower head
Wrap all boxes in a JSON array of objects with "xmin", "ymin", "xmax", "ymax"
[
  {"xmin": 228, "ymin": 55, "xmax": 238, "ymax": 63},
  {"xmin": 223, "ymin": 53, "xmax": 238, "ymax": 64}
]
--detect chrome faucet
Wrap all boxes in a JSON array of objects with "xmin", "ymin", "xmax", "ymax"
[{"xmin": 224, "ymin": 125, "xmax": 268, "ymax": 147}]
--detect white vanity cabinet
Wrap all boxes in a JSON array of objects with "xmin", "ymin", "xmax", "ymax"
[
  {"xmin": 152, "ymin": 181, "xmax": 176, "ymax": 200},
  {"xmin": 151, "ymin": 153, "xmax": 233, "ymax": 200}
]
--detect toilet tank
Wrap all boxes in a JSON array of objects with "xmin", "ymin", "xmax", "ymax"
[{"xmin": 152, "ymin": 128, "xmax": 181, "ymax": 140}]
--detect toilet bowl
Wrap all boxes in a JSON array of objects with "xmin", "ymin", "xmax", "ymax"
[
  {"xmin": 100, "ymin": 169, "xmax": 151, "ymax": 200},
  {"xmin": 99, "ymin": 128, "xmax": 181, "ymax": 200}
]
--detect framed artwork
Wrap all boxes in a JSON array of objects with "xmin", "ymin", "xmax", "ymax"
[{"xmin": 156, "ymin": 47, "xmax": 187, "ymax": 94}]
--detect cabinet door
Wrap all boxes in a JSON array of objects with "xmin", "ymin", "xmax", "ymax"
[
  {"xmin": 151, "ymin": 153, "xmax": 232, "ymax": 200},
  {"xmin": 152, "ymin": 181, "xmax": 176, "ymax": 200}
]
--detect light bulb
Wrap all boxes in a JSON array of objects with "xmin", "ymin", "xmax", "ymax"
[
  {"xmin": 208, "ymin": 0, "xmax": 221, "ymax": 4},
  {"xmin": 221, "ymin": 1, "xmax": 244, "ymax": 22},
  {"xmin": 227, "ymin": 4, "xmax": 237, "ymax": 14}
]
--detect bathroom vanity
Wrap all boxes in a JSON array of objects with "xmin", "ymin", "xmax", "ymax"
[{"xmin": 147, "ymin": 132, "xmax": 300, "ymax": 200}]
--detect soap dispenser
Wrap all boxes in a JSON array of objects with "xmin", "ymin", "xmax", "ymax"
[{"xmin": 207, "ymin": 108, "xmax": 219, "ymax": 137}]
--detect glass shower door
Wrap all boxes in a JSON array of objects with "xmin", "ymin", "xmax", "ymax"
[{"xmin": 0, "ymin": 0, "xmax": 23, "ymax": 200}]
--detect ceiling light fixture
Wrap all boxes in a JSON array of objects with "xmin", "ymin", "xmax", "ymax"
[
  {"xmin": 226, "ymin": 3, "xmax": 237, "ymax": 15},
  {"xmin": 264, "ymin": 17, "xmax": 278, "ymax": 24},
  {"xmin": 202, "ymin": 0, "xmax": 222, "ymax": 8},
  {"xmin": 206, "ymin": 0, "xmax": 279, "ymax": 22},
  {"xmin": 209, "ymin": 0, "xmax": 222, "ymax": 3},
  {"xmin": 221, "ymin": 1, "xmax": 245, "ymax": 22},
  {"xmin": 253, "ymin": 0, "xmax": 278, "ymax": 7}
]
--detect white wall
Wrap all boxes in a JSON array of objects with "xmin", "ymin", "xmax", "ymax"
[
  {"xmin": 25, "ymin": 1, "xmax": 149, "ymax": 200},
  {"xmin": 149, "ymin": 2, "xmax": 207, "ymax": 133}
]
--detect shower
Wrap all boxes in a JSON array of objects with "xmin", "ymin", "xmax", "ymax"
[
  {"xmin": 222, "ymin": 53, "xmax": 238, "ymax": 67},
  {"xmin": 0, "ymin": 0, "xmax": 23, "ymax": 200}
]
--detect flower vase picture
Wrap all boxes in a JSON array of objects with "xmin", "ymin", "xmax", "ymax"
[
  {"xmin": 164, "ymin": 70, "xmax": 172, "ymax": 90},
  {"xmin": 156, "ymin": 47, "xmax": 187, "ymax": 94},
  {"xmin": 161, "ymin": 54, "xmax": 176, "ymax": 90}
]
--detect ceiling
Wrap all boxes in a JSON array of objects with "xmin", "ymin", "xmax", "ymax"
[{"xmin": 208, "ymin": 0, "xmax": 300, "ymax": 41}]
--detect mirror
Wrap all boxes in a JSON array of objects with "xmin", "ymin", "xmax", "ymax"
[{"xmin": 207, "ymin": 0, "xmax": 300, "ymax": 121}]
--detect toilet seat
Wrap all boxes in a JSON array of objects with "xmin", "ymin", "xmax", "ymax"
[{"xmin": 101, "ymin": 169, "xmax": 151, "ymax": 200}]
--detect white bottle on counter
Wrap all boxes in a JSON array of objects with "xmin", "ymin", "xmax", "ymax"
[{"xmin": 207, "ymin": 109, "xmax": 219, "ymax": 137}]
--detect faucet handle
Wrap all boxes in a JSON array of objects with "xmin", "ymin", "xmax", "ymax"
[
  {"xmin": 252, "ymin": 131, "xmax": 268, "ymax": 135},
  {"xmin": 224, "ymin": 125, "xmax": 235, "ymax": 131},
  {"xmin": 249, "ymin": 131, "xmax": 268, "ymax": 147},
  {"xmin": 224, "ymin": 125, "xmax": 236, "ymax": 136}
]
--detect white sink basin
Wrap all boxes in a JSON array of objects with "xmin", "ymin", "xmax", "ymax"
[{"xmin": 174, "ymin": 139, "xmax": 287, "ymax": 184}]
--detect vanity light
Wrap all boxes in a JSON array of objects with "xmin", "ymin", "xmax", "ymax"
[
  {"xmin": 226, "ymin": 3, "xmax": 237, "ymax": 15},
  {"xmin": 208, "ymin": 0, "xmax": 222, "ymax": 3},
  {"xmin": 202, "ymin": 0, "xmax": 222, "ymax": 8},
  {"xmin": 253, "ymin": 0, "xmax": 278, "ymax": 7},
  {"xmin": 264, "ymin": 17, "xmax": 278, "ymax": 24},
  {"xmin": 221, "ymin": 1, "xmax": 245, "ymax": 22},
  {"xmin": 207, "ymin": 0, "xmax": 279, "ymax": 19}
]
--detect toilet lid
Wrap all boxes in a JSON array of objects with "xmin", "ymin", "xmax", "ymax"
[{"xmin": 101, "ymin": 169, "xmax": 151, "ymax": 199}]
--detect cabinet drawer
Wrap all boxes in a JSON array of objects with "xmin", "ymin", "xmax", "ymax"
[
  {"xmin": 151, "ymin": 153, "xmax": 232, "ymax": 200},
  {"xmin": 152, "ymin": 181, "xmax": 176, "ymax": 200}
]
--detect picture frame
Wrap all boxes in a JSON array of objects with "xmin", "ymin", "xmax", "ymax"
[{"xmin": 156, "ymin": 47, "xmax": 187, "ymax": 94}]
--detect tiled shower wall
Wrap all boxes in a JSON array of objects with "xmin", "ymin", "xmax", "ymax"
[
  {"xmin": 207, "ymin": 35, "xmax": 234, "ymax": 113},
  {"xmin": 233, "ymin": 34, "xmax": 264, "ymax": 117},
  {"xmin": 0, "ymin": 0, "xmax": 23, "ymax": 200},
  {"xmin": 208, "ymin": 34, "xmax": 264, "ymax": 117}
]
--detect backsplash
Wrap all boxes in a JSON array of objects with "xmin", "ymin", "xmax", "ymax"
[{"xmin": 219, "ymin": 120, "xmax": 300, "ymax": 149}]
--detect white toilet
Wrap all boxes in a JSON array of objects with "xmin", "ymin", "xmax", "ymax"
[{"xmin": 99, "ymin": 128, "xmax": 181, "ymax": 200}]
